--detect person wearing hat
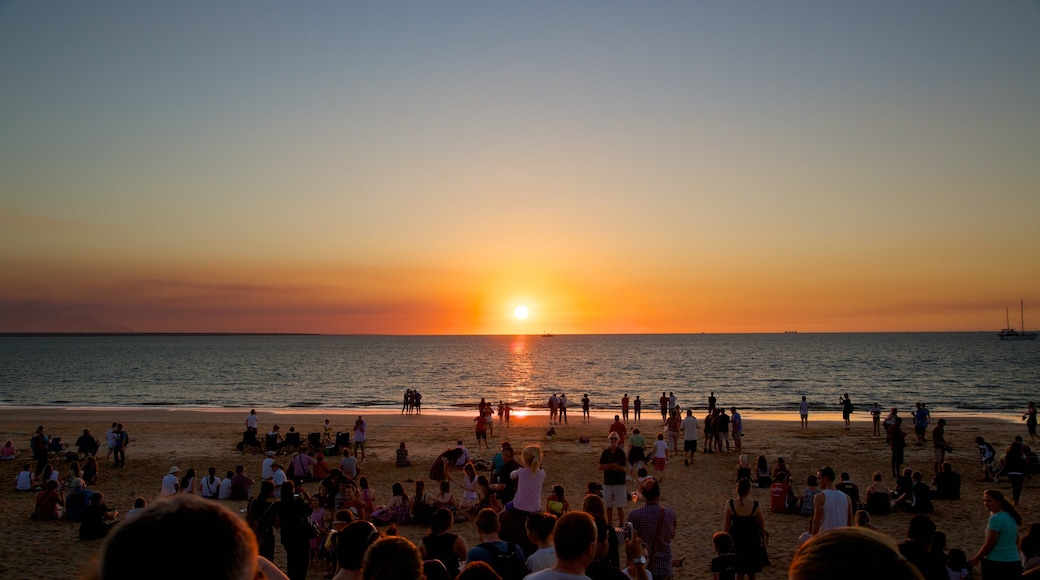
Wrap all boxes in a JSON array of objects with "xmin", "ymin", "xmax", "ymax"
[
  {"xmin": 161, "ymin": 466, "xmax": 180, "ymax": 496},
  {"xmin": 262, "ymin": 450, "xmax": 276, "ymax": 480}
]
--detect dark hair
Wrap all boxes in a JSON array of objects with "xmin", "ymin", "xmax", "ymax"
[
  {"xmin": 392, "ymin": 482, "xmax": 406, "ymax": 497},
  {"xmin": 983, "ymin": 489, "xmax": 1022, "ymax": 525},
  {"xmin": 906, "ymin": 515, "xmax": 936, "ymax": 542},
  {"xmin": 337, "ymin": 520, "xmax": 380, "ymax": 571},
  {"xmin": 712, "ymin": 531, "xmax": 733, "ymax": 553},
  {"xmin": 363, "ymin": 537, "xmax": 423, "ymax": 580},
  {"xmin": 737, "ymin": 478, "xmax": 752, "ymax": 497},
  {"xmin": 553, "ymin": 512, "xmax": 597, "ymax": 560},
  {"xmin": 98, "ymin": 495, "xmax": 258, "ymax": 580},
  {"xmin": 807, "ymin": 475, "xmax": 818, "ymax": 487},
  {"xmin": 430, "ymin": 507, "xmax": 454, "ymax": 534},
  {"xmin": 474, "ymin": 508, "xmax": 500, "ymax": 534},
  {"xmin": 819, "ymin": 467, "xmax": 835, "ymax": 481},
  {"xmin": 526, "ymin": 511, "xmax": 557, "ymax": 541},
  {"xmin": 456, "ymin": 561, "xmax": 501, "ymax": 580}
]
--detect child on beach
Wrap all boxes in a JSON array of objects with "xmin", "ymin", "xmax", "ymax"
[
  {"xmin": 711, "ymin": 531, "xmax": 738, "ymax": 580},
  {"xmin": 509, "ymin": 445, "xmax": 545, "ymax": 513},
  {"xmin": 653, "ymin": 432, "xmax": 668, "ymax": 480},
  {"xmin": 308, "ymin": 496, "xmax": 326, "ymax": 565},
  {"xmin": 546, "ymin": 484, "xmax": 569, "ymax": 516}
]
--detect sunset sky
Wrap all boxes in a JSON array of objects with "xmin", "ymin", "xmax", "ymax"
[{"xmin": 2, "ymin": 2, "xmax": 1038, "ymax": 334}]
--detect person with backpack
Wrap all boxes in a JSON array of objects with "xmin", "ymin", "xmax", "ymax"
[{"xmin": 465, "ymin": 508, "xmax": 528, "ymax": 580}]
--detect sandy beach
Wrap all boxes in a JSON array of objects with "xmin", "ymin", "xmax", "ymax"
[{"xmin": 0, "ymin": 407, "xmax": 1035, "ymax": 580}]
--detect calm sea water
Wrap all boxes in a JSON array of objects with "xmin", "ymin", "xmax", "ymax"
[{"xmin": 0, "ymin": 333, "xmax": 1036, "ymax": 415}]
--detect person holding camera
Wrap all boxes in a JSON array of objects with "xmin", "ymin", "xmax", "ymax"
[{"xmin": 352, "ymin": 417, "xmax": 367, "ymax": 463}]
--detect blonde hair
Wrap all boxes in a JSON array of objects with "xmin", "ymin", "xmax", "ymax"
[{"xmin": 521, "ymin": 445, "xmax": 542, "ymax": 474}]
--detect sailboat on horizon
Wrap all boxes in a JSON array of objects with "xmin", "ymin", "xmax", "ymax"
[{"xmin": 998, "ymin": 300, "xmax": 1037, "ymax": 340}]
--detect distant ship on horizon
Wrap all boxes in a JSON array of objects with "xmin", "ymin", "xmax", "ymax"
[{"xmin": 999, "ymin": 300, "xmax": 1037, "ymax": 340}]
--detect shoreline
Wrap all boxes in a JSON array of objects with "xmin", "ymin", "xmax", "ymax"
[{"xmin": 0, "ymin": 405, "xmax": 1024, "ymax": 424}]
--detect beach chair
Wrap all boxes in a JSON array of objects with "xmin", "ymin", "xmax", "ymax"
[
  {"xmin": 47, "ymin": 437, "xmax": 68, "ymax": 460},
  {"xmin": 307, "ymin": 432, "xmax": 321, "ymax": 449},
  {"xmin": 238, "ymin": 430, "xmax": 264, "ymax": 454},
  {"xmin": 265, "ymin": 433, "xmax": 280, "ymax": 453},
  {"xmin": 335, "ymin": 431, "xmax": 351, "ymax": 449},
  {"xmin": 282, "ymin": 431, "xmax": 301, "ymax": 453}
]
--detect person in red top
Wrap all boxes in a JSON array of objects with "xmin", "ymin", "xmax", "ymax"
[
  {"xmin": 770, "ymin": 472, "xmax": 794, "ymax": 514},
  {"xmin": 608, "ymin": 415, "xmax": 627, "ymax": 445},
  {"xmin": 660, "ymin": 393, "xmax": 669, "ymax": 421},
  {"xmin": 474, "ymin": 412, "xmax": 489, "ymax": 449},
  {"xmin": 35, "ymin": 480, "xmax": 65, "ymax": 521},
  {"xmin": 621, "ymin": 394, "xmax": 630, "ymax": 423},
  {"xmin": 312, "ymin": 453, "xmax": 330, "ymax": 481}
]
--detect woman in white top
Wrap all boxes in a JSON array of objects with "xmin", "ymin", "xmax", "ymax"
[
  {"xmin": 510, "ymin": 445, "xmax": 546, "ymax": 513},
  {"xmin": 458, "ymin": 462, "xmax": 479, "ymax": 512}
]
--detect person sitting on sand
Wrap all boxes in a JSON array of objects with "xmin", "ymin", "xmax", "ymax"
[
  {"xmin": 395, "ymin": 442, "xmax": 411, "ymax": 467},
  {"xmin": 770, "ymin": 472, "xmax": 795, "ymax": 514},
  {"xmin": 432, "ymin": 480, "xmax": 457, "ymax": 513},
  {"xmin": 15, "ymin": 462, "xmax": 33, "ymax": 491},
  {"xmin": 1, "ymin": 439, "xmax": 16, "ymax": 460},
  {"xmin": 798, "ymin": 475, "xmax": 822, "ymax": 517},
  {"xmin": 83, "ymin": 455, "xmax": 99, "ymax": 486},
  {"xmin": 76, "ymin": 428, "xmax": 99, "ymax": 457},
  {"xmin": 34, "ymin": 479, "xmax": 64, "ymax": 521},
  {"xmin": 79, "ymin": 491, "xmax": 117, "ymax": 540},
  {"xmin": 932, "ymin": 462, "xmax": 961, "ymax": 500},
  {"xmin": 865, "ymin": 472, "xmax": 892, "ymax": 516},
  {"xmin": 772, "ymin": 457, "xmax": 792, "ymax": 481}
]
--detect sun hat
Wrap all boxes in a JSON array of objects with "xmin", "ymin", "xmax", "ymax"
[{"xmin": 168, "ymin": 466, "xmax": 180, "ymax": 474}]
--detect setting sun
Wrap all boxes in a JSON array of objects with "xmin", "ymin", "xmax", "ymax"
[{"xmin": 514, "ymin": 305, "xmax": 530, "ymax": 319}]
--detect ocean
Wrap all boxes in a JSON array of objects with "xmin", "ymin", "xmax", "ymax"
[{"xmin": 0, "ymin": 333, "xmax": 1036, "ymax": 416}]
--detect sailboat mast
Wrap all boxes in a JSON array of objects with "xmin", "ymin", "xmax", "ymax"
[{"xmin": 1021, "ymin": 299, "xmax": 1026, "ymax": 333}]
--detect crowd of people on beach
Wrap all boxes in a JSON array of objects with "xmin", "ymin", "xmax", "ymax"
[{"xmin": 11, "ymin": 394, "xmax": 1040, "ymax": 580}]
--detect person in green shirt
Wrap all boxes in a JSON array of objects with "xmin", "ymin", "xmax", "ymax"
[{"xmin": 627, "ymin": 429, "xmax": 646, "ymax": 480}]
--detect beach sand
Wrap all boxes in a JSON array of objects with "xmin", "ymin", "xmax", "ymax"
[{"xmin": 0, "ymin": 408, "xmax": 1035, "ymax": 580}]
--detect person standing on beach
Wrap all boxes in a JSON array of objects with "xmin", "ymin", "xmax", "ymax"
[
  {"xmin": 548, "ymin": 393, "xmax": 558, "ymax": 425},
  {"xmin": 633, "ymin": 396, "xmax": 641, "ymax": 422},
  {"xmin": 799, "ymin": 396, "xmax": 809, "ymax": 429},
  {"xmin": 911, "ymin": 403, "xmax": 930, "ymax": 445},
  {"xmin": 665, "ymin": 410, "xmax": 682, "ymax": 457},
  {"xmin": 559, "ymin": 394, "xmax": 568, "ymax": 425},
  {"xmin": 581, "ymin": 393, "xmax": 591, "ymax": 423},
  {"xmin": 609, "ymin": 415, "xmax": 627, "ymax": 445},
  {"xmin": 708, "ymin": 391, "xmax": 717, "ymax": 413},
  {"xmin": 30, "ymin": 425, "xmax": 50, "ymax": 476},
  {"xmin": 352, "ymin": 416, "xmax": 367, "ymax": 463},
  {"xmin": 474, "ymin": 411, "xmax": 489, "ymax": 450},
  {"xmin": 246, "ymin": 409, "xmax": 259, "ymax": 438},
  {"xmin": 659, "ymin": 393, "xmax": 668, "ymax": 422},
  {"xmin": 668, "ymin": 392, "xmax": 677, "ymax": 415},
  {"xmin": 627, "ymin": 478, "xmax": 676, "ymax": 580},
  {"xmin": 113, "ymin": 423, "xmax": 129, "ymax": 468},
  {"xmin": 621, "ymin": 394, "xmax": 630, "ymax": 423},
  {"xmin": 931, "ymin": 419, "xmax": 950, "ymax": 476},
  {"xmin": 889, "ymin": 417, "xmax": 906, "ymax": 478},
  {"xmin": 680, "ymin": 409, "xmax": 699, "ymax": 466},
  {"xmin": 1024, "ymin": 401, "xmax": 1037, "ymax": 442},
  {"xmin": 599, "ymin": 432, "xmax": 628, "ymax": 527},
  {"xmin": 730, "ymin": 407, "xmax": 743, "ymax": 454},
  {"xmin": 105, "ymin": 422, "xmax": 118, "ymax": 465},
  {"xmin": 870, "ymin": 403, "xmax": 882, "ymax": 436},
  {"xmin": 840, "ymin": 393, "xmax": 853, "ymax": 430}
]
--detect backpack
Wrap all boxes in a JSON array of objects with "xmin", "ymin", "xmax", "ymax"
[{"xmin": 478, "ymin": 542, "xmax": 527, "ymax": 580}]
